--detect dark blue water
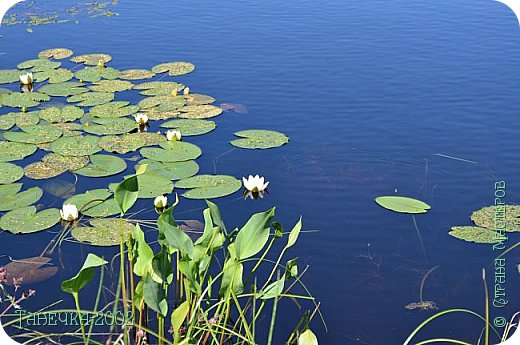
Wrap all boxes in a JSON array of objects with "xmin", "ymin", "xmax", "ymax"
[{"xmin": 1, "ymin": 0, "xmax": 519, "ymax": 343}]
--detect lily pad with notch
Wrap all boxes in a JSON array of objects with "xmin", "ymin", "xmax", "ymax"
[
  {"xmin": 0, "ymin": 92, "xmax": 50, "ymax": 108},
  {"xmin": 34, "ymin": 68, "xmax": 74, "ymax": 83},
  {"xmin": 140, "ymin": 141, "xmax": 202, "ymax": 162},
  {"xmin": 88, "ymin": 80, "xmax": 134, "ymax": 93},
  {"xmin": 74, "ymin": 155, "xmax": 127, "ymax": 177},
  {"xmin": 71, "ymin": 218, "xmax": 135, "ymax": 246},
  {"xmin": 375, "ymin": 196, "xmax": 431, "ymax": 214},
  {"xmin": 448, "ymin": 226, "xmax": 505, "ymax": 244},
  {"xmin": 0, "ymin": 70, "xmax": 23, "ymax": 84},
  {"xmin": 184, "ymin": 94, "xmax": 216, "ymax": 105},
  {"xmin": 71, "ymin": 54, "xmax": 112, "ymax": 66},
  {"xmin": 75, "ymin": 66, "xmax": 121, "ymax": 82},
  {"xmin": 17, "ymin": 59, "xmax": 61, "ymax": 72},
  {"xmin": 39, "ymin": 48, "xmax": 74, "ymax": 60},
  {"xmin": 98, "ymin": 133, "xmax": 148, "ymax": 154},
  {"xmin": 0, "ymin": 142, "xmax": 37, "ymax": 162},
  {"xmin": 39, "ymin": 106, "xmax": 84, "ymax": 123},
  {"xmin": 0, "ymin": 184, "xmax": 43, "ymax": 211},
  {"xmin": 151, "ymin": 62, "xmax": 195, "ymax": 76},
  {"xmin": 0, "ymin": 163, "xmax": 24, "ymax": 184},
  {"xmin": 89, "ymin": 101, "xmax": 139, "ymax": 118},
  {"xmin": 51, "ymin": 135, "xmax": 101, "ymax": 156},
  {"xmin": 178, "ymin": 105, "xmax": 223, "ymax": 119},
  {"xmin": 109, "ymin": 172, "xmax": 174, "ymax": 199},
  {"xmin": 15, "ymin": 111, "xmax": 40, "ymax": 126},
  {"xmin": 175, "ymin": 175, "xmax": 242, "ymax": 199},
  {"xmin": 470, "ymin": 205, "xmax": 520, "ymax": 232},
  {"xmin": 137, "ymin": 159, "xmax": 199, "ymax": 180},
  {"xmin": 82, "ymin": 117, "xmax": 138, "ymax": 135},
  {"xmin": 120, "ymin": 69, "xmax": 155, "ymax": 80},
  {"xmin": 3, "ymin": 125, "xmax": 63, "ymax": 144},
  {"xmin": 138, "ymin": 95, "xmax": 186, "ymax": 112},
  {"xmin": 161, "ymin": 119, "xmax": 216, "ymax": 136},
  {"xmin": 134, "ymin": 81, "xmax": 184, "ymax": 96},
  {"xmin": 39, "ymin": 82, "xmax": 88, "ymax": 97},
  {"xmin": 0, "ymin": 206, "xmax": 61, "ymax": 234},
  {"xmin": 67, "ymin": 92, "xmax": 114, "ymax": 107},
  {"xmin": 24, "ymin": 153, "xmax": 89, "ymax": 180},
  {"xmin": 230, "ymin": 129, "xmax": 289, "ymax": 149}
]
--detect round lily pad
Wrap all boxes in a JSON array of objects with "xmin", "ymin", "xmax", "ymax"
[
  {"xmin": 24, "ymin": 154, "xmax": 89, "ymax": 180},
  {"xmin": 230, "ymin": 129, "xmax": 289, "ymax": 149},
  {"xmin": 15, "ymin": 111, "xmax": 40, "ymax": 127},
  {"xmin": 375, "ymin": 196, "xmax": 431, "ymax": 214},
  {"xmin": 67, "ymin": 92, "xmax": 114, "ymax": 107},
  {"xmin": 0, "ymin": 92, "xmax": 50, "ymax": 108},
  {"xmin": 71, "ymin": 54, "xmax": 112, "ymax": 66},
  {"xmin": 0, "ymin": 184, "xmax": 43, "ymax": 211},
  {"xmin": 139, "ymin": 132, "xmax": 167, "ymax": 146},
  {"xmin": 470, "ymin": 205, "xmax": 520, "ymax": 232},
  {"xmin": 75, "ymin": 67, "xmax": 121, "ymax": 82},
  {"xmin": 71, "ymin": 218, "xmax": 135, "ymax": 246},
  {"xmin": 65, "ymin": 189, "xmax": 113, "ymax": 211},
  {"xmin": 184, "ymin": 94, "xmax": 216, "ymax": 105},
  {"xmin": 3, "ymin": 125, "xmax": 63, "ymax": 144},
  {"xmin": 50, "ymin": 122, "xmax": 83, "ymax": 137},
  {"xmin": 98, "ymin": 133, "xmax": 147, "ymax": 153},
  {"xmin": 151, "ymin": 62, "xmax": 195, "ymax": 76},
  {"xmin": 0, "ymin": 70, "xmax": 23, "ymax": 84},
  {"xmin": 0, "ymin": 206, "xmax": 61, "ymax": 234},
  {"xmin": 89, "ymin": 101, "xmax": 139, "ymax": 118},
  {"xmin": 161, "ymin": 119, "xmax": 216, "ymax": 136},
  {"xmin": 134, "ymin": 81, "xmax": 184, "ymax": 96},
  {"xmin": 39, "ymin": 82, "xmax": 88, "ymax": 97},
  {"xmin": 140, "ymin": 141, "xmax": 202, "ymax": 162},
  {"xmin": 0, "ymin": 163, "xmax": 24, "ymax": 184},
  {"xmin": 51, "ymin": 135, "xmax": 101, "ymax": 156},
  {"xmin": 449, "ymin": 226, "xmax": 505, "ymax": 244},
  {"xmin": 17, "ymin": 59, "xmax": 61, "ymax": 72},
  {"xmin": 137, "ymin": 159, "xmax": 199, "ymax": 180},
  {"xmin": 138, "ymin": 95, "xmax": 185, "ymax": 111},
  {"xmin": 0, "ymin": 142, "xmax": 37, "ymax": 162},
  {"xmin": 39, "ymin": 106, "xmax": 84, "ymax": 123},
  {"xmin": 34, "ymin": 68, "xmax": 74, "ymax": 83},
  {"xmin": 120, "ymin": 69, "xmax": 155, "ymax": 80},
  {"xmin": 145, "ymin": 110, "xmax": 181, "ymax": 120},
  {"xmin": 175, "ymin": 175, "xmax": 242, "ymax": 199},
  {"xmin": 38, "ymin": 48, "xmax": 74, "ymax": 60},
  {"xmin": 110, "ymin": 173, "xmax": 174, "ymax": 199},
  {"xmin": 178, "ymin": 105, "xmax": 223, "ymax": 119},
  {"xmin": 83, "ymin": 117, "xmax": 137, "ymax": 135},
  {"xmin": 81, "ymin": 198, "xmax": 120, "ymax": 217},
  {"xmin": 88, "ymin": 80, "xmax": 134, "ymax": 93},
  {"xmin": 0, "ymin": 113, "xmax": 16, "ymax": 130},
  {"xmin": 75, "ymin": 155, "xmax": 127, "ymax": 177}
]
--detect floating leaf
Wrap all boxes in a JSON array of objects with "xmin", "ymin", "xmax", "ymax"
[
  {"xmin": 137, "ymin": 159, "xmax": 199, "ymax": 180},
  {"xmin": 0, "ymin": 184, "xmax": 43, "ymax": 211},
  {"xmin": 39, "ymin": 82, "xmax": 88, "ymax": 97},
  {"xmin": 24, "ymin": 153, "xmax": 89, "ymax": 179},
  {"xmin": 134, "ymin": 81, "xmax": 184, "ymax": 96},
  {"xmin": 0, "ymin": 142, "xmax": 37, "ymax": 162},
  {"xmin": 140, "ymin": 141, "xmax": 202, "ymax": 162},
  {"xmin": 448, "ymin": 226, "xmax": 505, "ymax": 244},
  {"xmin": 38, "ymin": 48, "xmax": 74, "ymax": 60},
  {"xmin": 51, "ymin": 122, "xmax": 83, "ymax": 137},
  {"xmin": 2, "ymin": 257, "xmax": 58, "ymax": 285},
  {"xmin": 152, "ymin": 62, "xmax": 195, "ymax": 76},
  {"xmin": 71, "ymin": 53, "xmax": 112, "ymax": 66},
  {"xmin": 71, "ymin": 218, "xmax": 135, "ymax": 246},
  {"xmin": 89, "ymin": 101, "xmax": 139, "ymax": 118},
  {"xmin": 38, "ymin": 106, "xmax": 84, "ymax": 123},
  {"xmin": 75, "ymin": 155, "xmax": 127, "ymax": 177},
  {"xmin": 0, "ymin": 70, "xmax": 22, "ymax": 84},
  {"xmin": 161, "ymin": 119, "xmax": 216, "ymax": 136},
  {"xmin": 375, "ymin": 196, "xmax": 431, "ymax": 214},
  {"xmin": 83, "ymin": 117, "xmax": 137, "ymax": 135},
  {"xmin": 175, "ymin": 175, "xmax": 241, "ymax": 199},
  {"xmin": 34, "ymin": 68, "xmax": 74, "ymax": 83},
  {"xmin": 110, "ymin": 173, "xmax": 174, "ymax": 199},
  {"xmin": 17, "ymin": 59, "xmax": 61, "ymax": 72},
  {"xmin": 0, "ymin": 206, "xmax": 60, "ymax": 234},
  {"xmin": 51, "ymin": 135, "xmax": 101, "ymax": 156},
  {"xmin": 185, "ymin": 94, "xmax": 216, "ymax": 105},
  {"xmin": 120, "ymin": 69, "xmax": 155, "ymax": 80},
  {"xmin": 81, "ymin": 198, "xmax": 120, "ymax": 217},
  {"xmin": 139, "ymin": 132, "xmax": 167, "ymax": 146},
  {"xmin": 0, "ymin": 163, "xmax": 24, "ymax": 184},
  {"xmin": 230, "ymin": 129, "xmax": 289, "ymax": 149},
  {"xmin": 67, "ymin": 92, "xmax": 114, "ymax": 107},
  {"xmin": 0, "ymin": 113, "xmax": 15, "ymax": 130},
  {"xmin": 470, "ymin": 205, "xmax": 520, "ymax": 232},
  {"xmin": 65, "ymin": 189, "xmax": 112, "ymax": 211},
  {"xmin": 138, "ymin": 95, "xmax": 185, "ymax": 112},
  {"xmin": 3, "ymin": 125, "xmax": 63, "ymax": 144},
  {"xmin": 145, "ymin": 110, "xmax": 181, "ymax": 120},
  {"xmin": 89, "ymin": 80, "xmax": 134, "ymax": 93},
  {"xmin": 75, "ymin": 66, "xmax": 121, "ymax": 82},
  {"xmin": 178, "ymin": 105, "xmax": 223, "ymax": 119},
  {"xmin": 15, "ymin": 111, "xmax": 40, "ymax": 126},
  {"xmin": 0, "ymin": 92, "xmax": 50, "ymax": 108},
  {"xmin": 98, "ymin": 133, "xmax": 147, "ymax": 153}
]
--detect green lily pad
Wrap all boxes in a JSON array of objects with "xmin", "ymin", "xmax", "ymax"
[
  {"xmin": 15, "ymin": 111, "xmax": 40, "ymax": 126},
  {"xmin": 0, "ymin": 113, "xmax": 16, "ymax": 130},
  {"xmin": 161, "ymin": 119, "xmax": 216, "ymax": 136},
  {"xmin": 88, "ymin": 80, "xmax": 134, "ymax": 93},
  {"xmin": 71, "ymin": 54, "xmax": 112, "ymax": 66},
  {"xmin": 140, "ymin": 141, "xmax": 202, "ymax": 162},
  {"xmin": 98, "ymin": 133, "xmax": 147, "ymax": 153},
  {"xmin": 39, "ymin": 106, "xmax": 84, "ymax": 123},
  {"xmin": 38, "ymin": 48, "xmax": 74, "ymax": 60},
  {"xmin": 375, "ymin": 196, "xmax": 431, "ymax": 214},
  {"xmin": 51, "ymin": 135, "xmax": 101, "ymax": 156},
  {"xmin": 184, "ymin": 94, "xmax": 216, "ymax": 105},
  {"xmin": 0, "ymin": 184, "xmax": 43, "ymax": 211},
  {"xmin": 75, "ymin": 155, "xmax": 127, "ymax": 177},
  {"xmin": 24, "ymin": 154, "xmax": 89, "ymax": 180},
  {"xmin": 178, "ymin": 105, "xmax": 223, "ymax": 119},
  {"xmin": 17, "ymin": 59, "xmax": 61, "ymax": 72},
  {"xmin": 137, "ymin": 159, "xmax": 199, "ymax": 180},
  {"xmin": 0, "ymin": 142, "xmax": 37, "ymax": 162},
  {"xmin": 34, "ymin": 68, "xmax": 74, "ymax": 83},
  {"xmin": 145, "ymin": 110, "xmax": 182, "ymax": 120},
  {"xmin": 109, "ymin": 172, "xmax": 174, "ymax": 199},
  {"xmin": 448, "ymin": 226, "xmax": 505, "ymax": 244},
  {"xmin": 82, "ymin": 117, "xmax": 137, "ymax": 135},
  {"xmin": 470, "ymin": 205, "xmax": 520, "ymax": 232},
  {"xmin": 65, "ymin": 189, "xmax": 112, "ymax": 211},
  {"xmin": 3, "ymin": 125, "xmax": 63, "ymax": 144},
  {"xmin": 0, "ymin": 92, "xmax": 50, "ymax": 108},
  {"xmin": 175, "ymin": 175, "xmax": 242, "ymax": 199},
  {"xmin": 75, "ymin": 67, "xmax": 121, "ymax": 82},
  {"xmin": 71, "ymin": 218, "xmax": 135, "ymax": 246},
  {"xmin": 151, "ymin": 62, "xmax": 195, "ymax": 76},
  {"xmin": 0, "ymin": 163, "xmax": 24, "ymax": 184},
  {"xmin": 139, "ymin": 132, "xmax": 167, "ymax": 146},
  {"xmin": 138, "ymin": 95, "xmax": 185, "ymax": 111},
  {"xmin": 50, "ymin": 122, "xmax": 83, "ymax": 137},
  {"xmin": 81, "ymin": 198, "xmax": 120, "ymax": 217},
  {"xmin": 39, "ymin": 82, "xmax": 88, "ymax": 97},
  {"xmin": 67, "ymin": 92, "xmax": 114, "ymax": 107},
  {"xmin": 89, "ymin": 101, "xmax": 139, "ymax": 118},
  {"xmin": 120, "ymin": 69, "xmax": 155, "ymax": 80},
  {"xmin": 0, "ymin": 70, "xmax": 23, "ymax": 84},
  {"xmin": 0, "ymin": 206, "xmax": 61, "ymax": 234},
  {"xmin": 231, "ymin": 129, "xmax": 289, "ymax": 149},
  {"xmin": 134, "ymin": 81, "xmax": 185, "ymax": 96}
]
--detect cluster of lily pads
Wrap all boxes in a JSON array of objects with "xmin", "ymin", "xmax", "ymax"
[{"xmin": 0, "ymin": 48, "xmax": 289, "ymax": 240}]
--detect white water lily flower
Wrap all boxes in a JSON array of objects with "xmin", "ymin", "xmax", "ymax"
[
  {"xmin": 60, "ymin": 204, "xmax": 79, "ymax": 222},
  {"xmin": 242, "ymin": 175, "xmax": 269, "ymax": 193},
  {"xmin": 134, "ymin": 113, "xmax": 148, "ymax": 125},
  {"xmin": 166, "ymin": 129, "xmax": 182, "ymax": 141},
  {"xmin": 19, "ymin": 72, "xmax": 33, "ymax": 85},
  {"xmin": 183, "ymin": 87, "xmax": 190, "ymax": 95},
  {"xmin": 154, "ymin": 195, "xmax": 168, "ymax": 208}
]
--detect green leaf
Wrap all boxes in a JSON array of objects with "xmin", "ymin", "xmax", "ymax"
[
  {"xmin": 71, "ymin": 54, "xmax": 112, "ymax": 66},
  {"xmin": 98, "ymin": 134, "xmax": 147, "ymax": 154},
  {"xmin": 471, "ymin": 205, "xmax": 520, "ymax": 232},
  {"xmin": 71, "ymin": 218, "xmax": 135, "ymax": 246},
  {"xmin": 39, "ymin": 106, "xmax": 84, "ymax": 123},
  {"xmin": 0, "ymin": 206, "xmax": 60, "ymax": 234},
  {"xmin": 0, "ymin": 70, "xmax": 23, "ymax": 84},
  {"xmin": 287, "ymin": 217, "xmax": 302, "ymax": 249},
  {"xmin": 120, "ymin": 69, "xmax": 155, "ymax": 80},
  {"xmin": 81, "ymin": 199, "xmax": 120, "ymax": 217},
  {"xmin": 134, "ymin": 81, "xmax": 184, "ymax": 96},
  {"xmin": 234, "ymin": 208, "xmax": 275, "ymax": 260},
  {"xmin": 151, "ymin": 62, "xmax": 195, "ymax": 76},
  {"xmin": 18, "ymin": 58, "xmax": 61, "ymax": 72},
  {"xmin": 89, "ymin": 101, "xmax": 139, "ymax": 118},
  {"xmin": 82, "ymin": 117, "xmax": 137, "ymax": 135},
  {"xmin": 67, "ymin": 92, "xmax": 114, "ymax": 107},
  {"xmin": 51, "ymin": 135, "xmax": 101, "ymax": 156},
  {"xmin": 0, "ymin": 113, "xmax": 15, "ymax": 130},
  {"xmin": 138, "ymin": 95, "xmax": 185, "ymax": 112},
  {"xmin": 140, "ymin": 141, "xmax": 202, "ymax": 162},
  {"xmin": 298, "ymin": 329, "xmax": 318, "ymax": 345},
  {"xmin": 170, "ymin": 300, "xmax": 190, "ymax": 341},
  {"xmin": 160, "ymin": 119, "xmax": 216, "ymax": 136},
  {"xmin": 375, "ymin": 196, "xmax": 431, "ymax": 214},
  {"xmin": 38, "ymin": 48, "xmax": 74, "ymax": 60},
  {"xmin": 158, "ymin": 206, "xmax": 194, "ymax": 258},
  {"xmin": 88, "ymin": 80, "xmax": 134, "ymax": 93},
  {"xmin": 115, "ymin": 175, "xmax": 139, "ymax": 214},
  {"xmin": 0, "ymin": 184, "xmax": 43, "ymax": 211},
  {"xmin": 24, "ymin": 154, "xmax": 89, "ymax": 180},
  {"xmin": 132, "ymin": 224, "xmax": 155, "ymax": 277},
  {"xmin": 178, "ymin": 105, "xmax": 223, "ymax": 119},
  {"xmin": 175, "ymin": 175, "xmax": 241, "ymax": 199},
  {"xmin": 39, "ymin": 82, "xmax": 88, "ymax": 97},
  {"xmin": 0, "ymin": 141, "xmax": 37, "ymax": 162},
  {"xmin": 65, "ymin": 188, "xmax": 112, "ymax": 210},
  {"xmin": 449, "ymin": 226, "xmax": 506, "ymax": 244},
  {"xmin": 184, "ymin": 94, "xmax": 216, "ymax": 105},
  {"xmin": 14, "ymin": 111, "xmax": 40, "ymax": 126},
  {"xmin": 143, "ymin": 274, "xmax": 168, "ymax": 316},
  {"xmin": 0, "ymin": 92, "xmax": 50, "ymax": 108},
  {"xmin": 34, "ymin": 68, "xmax": 74, "ymax": 83},
  {"xmin": 137, "ymin": 159, "xmax": 199, "ymax": 180},
  {"xmin": 3, "ymin": 125, "xmax": 63, "ymax": 144},
  {"xmin": 0, "ymin": 163, "xmax": 24, "ymax": 184},
  {"xmin": 206, "ymin": 200, "xmax": 227, "ymax": 234},
  {"xmin": 259, "ymin": 274, "xmax": 285, "ymax": 300},
  {"xmin": 219, "ymin": 259, "xmax": 244, "ymax": 297},
  {"xmin": 231, "ymin": 129, "xmax": 289, "ymax": 149},
  {"xmin": 61, "ymin": 253, "xmax": 107, "ymax": 294},
  {"xmin": 74, "ymin": 155, "xmax": 127, "ymax": 177},
  {"xmin": 75, "ymin": 66, "xmax": 120, "ymax": 82}
]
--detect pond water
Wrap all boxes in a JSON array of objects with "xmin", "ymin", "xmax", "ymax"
[{"xmin": 1, "ymin": 0, "xmax": 519, "ymax": 344}]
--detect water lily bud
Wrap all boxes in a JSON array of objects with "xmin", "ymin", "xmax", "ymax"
[
  {"xmin": 183, "ymin": 87, "xmax": 190, "ymax": 95},
  {"xmin": 60, "ymin": 204, "xmax": 79, "ymax": 222},
  {"xmin": 154, "ymin": 195, "xmax": 168, "ymax": 208},
  {"xmin": 166, "ymin": 129, "xmax": 182, "ymax": 141}
]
